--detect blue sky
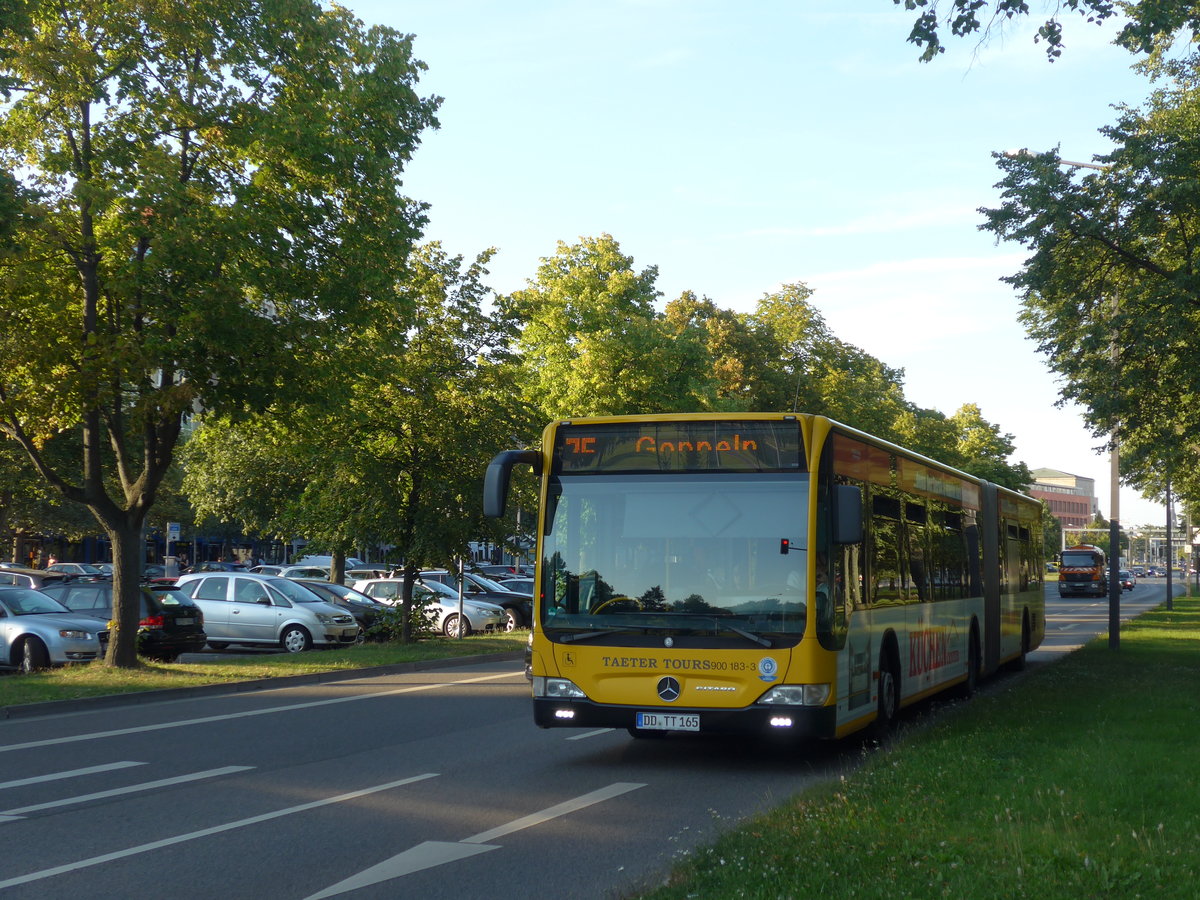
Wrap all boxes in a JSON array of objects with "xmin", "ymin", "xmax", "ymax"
[{"xmin": 351, "ymin": 1, "xmax": 1165, "ymax": 528}]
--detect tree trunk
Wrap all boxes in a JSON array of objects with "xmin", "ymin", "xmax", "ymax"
[
  {"xmin": 400, "ymin": 562, "xmax": 417, "ymax": 643},
  {"xmin": 331, "ymin": 548, "xmax": 345, "ymax": 585},
  {"xmin": 104, "ymin": 521, "xmax": 146, "ymax": 668}
]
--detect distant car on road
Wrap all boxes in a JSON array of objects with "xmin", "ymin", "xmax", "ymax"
[
  {"xmin": 1119, "ymin": 570, "xmax": 1136, "ymax": 591},
  {"xmin": 0, "ymin": 588, "xmax": 108, "ymax": 672}
]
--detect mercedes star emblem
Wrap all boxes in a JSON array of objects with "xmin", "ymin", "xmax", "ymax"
[{"xmin": 657, "ymin": 676, "xmax": 681, "ymax": 702}]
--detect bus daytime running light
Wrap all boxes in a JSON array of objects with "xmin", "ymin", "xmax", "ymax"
[
  {"xmin": 554, "ymin": 709, "xmax": 576, "ymax": 720},
  {"xmin": 759, "ymin": 684, "xmax": 831, "ymax": 707},
  {"xmin": 769, "ymin": 716, "xmax": 794, "ymax": 728},
  {"xmin": 533, "ymin": 677, "xmax": 587, "ymax": 700}
]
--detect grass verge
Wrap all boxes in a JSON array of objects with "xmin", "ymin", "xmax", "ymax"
[
  {"xmin": 640, "ymin": 599, "xmax": 1200, "ymax": 900},
  {"xmin": 0, "ymin": 633, "xmax": 527, "ymax": 708}
]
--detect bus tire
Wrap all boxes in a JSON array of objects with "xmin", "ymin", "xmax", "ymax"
[
  {"xmin": 1005, "ymin": 611, "xmax": 1030, "ymax": 672},
  {"xmin": 869, "ymin": 641, "xmax": 900, "ymax": 740},
  {"xmin": 957, "ymin": 624, "xmax": 980, "ymax": 699}
]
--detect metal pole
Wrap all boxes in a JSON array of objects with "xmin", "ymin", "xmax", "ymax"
[
  {"xmin": 1166, "ymin": 480, "xmax": 1174, "ymax": 611},
  {"xmin": 1166, "ymin": 487, "xmax": 1176, "ymax": 614},
  {"xmin": 1108, "ymin": 441, "xmax": 1120, "ymax": 650}
]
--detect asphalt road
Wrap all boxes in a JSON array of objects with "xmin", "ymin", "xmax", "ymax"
[{"xmin": 0, "ymin": 577, "xmax": 1184, "ymax": 900}]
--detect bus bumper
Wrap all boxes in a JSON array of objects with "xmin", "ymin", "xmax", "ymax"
[{"xmin": 533, "ymin": 698, "xmax": 838, "ymax": 739}]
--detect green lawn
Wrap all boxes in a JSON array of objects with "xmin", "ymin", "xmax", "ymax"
[
  {"xmin": 0, "ymin": 633, "xmax": 527, "ymax": 708},
  {"xmin": 640, "ymin": 598, "xmax": 1200, "ymax": 899}
]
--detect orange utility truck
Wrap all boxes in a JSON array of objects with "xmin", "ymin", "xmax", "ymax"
[{"xmin": 1058, "ymin": 543, "xmax": 1108, "ymax": 597}]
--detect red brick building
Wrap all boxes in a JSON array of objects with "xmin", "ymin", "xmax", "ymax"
[{"xmin": 1027, "ymin": 468, "xmax": 1098, "ymax": 529}]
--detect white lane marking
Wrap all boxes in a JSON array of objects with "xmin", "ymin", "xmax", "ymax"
[
  {"xmin": 305, "ymin": 781, "xmax": 647, "ymax": 900},
  {"xmin": 0, "ymin": 761, "xmax": 145, "ymax": 790},
  {"xmin": 1, "ymin": 766, "xmax": 254, "ymax": 818},
  {"xmin": 0, "ymin": 773, "xmax": 438, "ymax": 890},
  {"xmin": 305, "ymin": 841, "xmax": 500, "ymax": 896},
  {"xmin": 463, "ymin": 781, "xmax": 644, "ymax": 843},
  {"xmin": 0, "ymin": 670, "xmax": 517, "ymax": 754},
  {"xmin": 567, "ymin": 728, "xmax": 614, "ymax": 741}
]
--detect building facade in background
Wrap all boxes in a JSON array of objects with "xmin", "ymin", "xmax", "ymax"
[{"xmin": 1028, "ymin": 468, "xmax": 1098, "ymax": 529}]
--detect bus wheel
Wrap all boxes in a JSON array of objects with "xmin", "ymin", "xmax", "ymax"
[
  {"xmin": 869, "ymin": 649, "xmax": 900, "ymax": 740},
  {"xmin": 1005, "ymin": 612, "xmax": 1030, "ymax": 672},
  {"xmin": 957, "ymin": 626, "xmax": 980, "ymax": 699}
]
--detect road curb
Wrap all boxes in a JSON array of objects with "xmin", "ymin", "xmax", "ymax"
[{"xmin": 0, "ymin": 650, "xmax": 524, "ymax": 721}]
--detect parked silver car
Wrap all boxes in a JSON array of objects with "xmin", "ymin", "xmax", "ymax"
[
  {"xmin": 351, "ymin": 577, "xmax": 504, "ymax": 637},
  {"xmin": 173, "ymin": 572, "xmax": 358, "ymax": 652},
  {"xmin": 0, "ymin": 588, "xmax": 108, "ymax": 672}
]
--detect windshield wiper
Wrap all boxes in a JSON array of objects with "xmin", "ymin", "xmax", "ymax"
[
  {"xmin": 558, "ymin": 625, "xmax": 642, "ymax": 644},
  {"xmin": 716, "ymin": 621, "xmax": 772, "ymax": 647}
]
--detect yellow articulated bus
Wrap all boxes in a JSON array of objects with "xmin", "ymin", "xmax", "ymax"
[{"xmin": 484, "ymin": 414, "xmax": 1045, "ymax": 741}]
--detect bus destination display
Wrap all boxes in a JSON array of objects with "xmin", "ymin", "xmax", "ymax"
[{"xmin": 555, "ymin": 421, "xmax": 803, "ymax": 473}]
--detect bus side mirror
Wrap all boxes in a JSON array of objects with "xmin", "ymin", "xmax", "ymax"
[
  {"xmin": 483, "ymin": 450, "xmax": 542, "ymax": 518},
  {"xmin": 834, "ymin": 485, "xmax": 863, "ymax": 545}
]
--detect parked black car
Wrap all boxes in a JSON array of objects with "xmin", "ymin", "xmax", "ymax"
[
  {"xmin": 419, "ymin": 569, "xmax": 531, "ymax": 630},
  {"xmin": 0, "ymin": 566, "xmax": 68, "ymax": 590},
  {"xmin": 40, "ymin": 581, "xmax": 207, "ymax": 661},
  {"xmin": 294, "ymin": 580, "xmax": 388, "ymax": 640}
]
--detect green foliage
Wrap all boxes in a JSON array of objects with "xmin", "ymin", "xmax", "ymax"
[
  {"xmin": 504, "ymin": 234, "xmax": 715, "ymax": 417},
  {"xmin": 0, "ymin": 0, "xmax": 438, "ymax": 665},
  {"xmin": 893, "ymin": 0, "xmax": 1200, "ymax": 62},
  {"xmin": 645, "ymin": 596, "xmax": 1200, "ymax": 900},
  {"xmin": 183, "ymin": 241, "xmax": 535, "ymax": 594},
  {"xmin": 982, "ymin": 55, "xmax": 1200, "ymax": 511},
  {"xmin": 367, "ymin": 597, "xmax": 437, "ymax": 642}
]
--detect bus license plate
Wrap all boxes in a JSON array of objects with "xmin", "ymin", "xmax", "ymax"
[{"xmin": 636, "ymin": 712, "xmax": 699, "ymax": 732}]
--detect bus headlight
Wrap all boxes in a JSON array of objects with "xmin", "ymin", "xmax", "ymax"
[
  {"xmin": 532, "ymin": 677, "xmax": 587, "ymax": 699},
  {"xmin": 759, "ymin": 684, "xmax": 831, "ymax": 707}
]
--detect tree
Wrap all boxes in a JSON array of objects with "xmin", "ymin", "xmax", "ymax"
[
  {"xmin": 504, "ymin": 235, "xmax": 713, "ymax": 418},
  {"xmin": 185, "ymin": 243, "xmax": 532, "ymax": 638},
  {"xmin": 948, "ymin": 403, "xmax": 1034, "ymax": 491},
  {"xmin": 980, "ymin": 54, "xmax": 1200, "ymax": 511},
  {"xmin": 0, "ymin": 2, "xmax": 439, "ymax": 666},
  {"xmin": 892, "ymin": 1, "xmax": 1200, "ymax": 62}
]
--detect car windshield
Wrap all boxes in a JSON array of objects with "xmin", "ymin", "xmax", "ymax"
[
  {"xmin": 269, "ymin": 578, "xmax": 327, "ymax": 603},
  {"xmin": 155, "ymin": 589, "xmax": 198, "ymax": 607},
  {"xmin": 418, "ymin": 580, "xmax": 461, "ymax": 600},
  {"xmin": 0, "ymin": 589, "xmax": 74, "ymax": 615},
  {"xmin": 316, "ymin": 583, "xmax": 378, "ymax": 604},
  {"xmin": 469, "ymin": 574, "xmax": 511, "ymax": 592}
]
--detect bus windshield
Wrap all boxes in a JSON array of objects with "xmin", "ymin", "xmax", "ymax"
[{"xmin": 540, "ymin": 473, "xmax": 812, "ymax": 638}]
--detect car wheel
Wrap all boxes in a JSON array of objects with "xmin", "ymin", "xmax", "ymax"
[
  {"xmin": 207, "ymin": 641, "xmax": 230, "ymax": 650},
  {"xmin": 503, "ymin": 608, "xmax": 521, "ymax": 632},
  {"xmin": 280, "ymin": 625, "xmax": 313, "ymax": 653},
  {"xmin": 443, "ymin": 614, "xmax": 471, "ymax": 638},
  {"xmin": 354, "ymin": 625, "xmax": 366, "ymax": 644},
  {"xmin": 19, "ymin": 637, "xmax": 50, "ymax": 674}
]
